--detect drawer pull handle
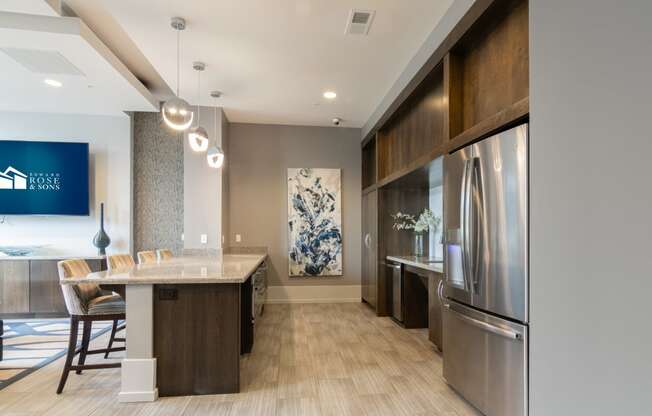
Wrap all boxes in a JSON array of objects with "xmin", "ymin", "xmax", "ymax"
[{"xmin": 445, "ymin": 304, "xmax": 522, "ymax": 340}]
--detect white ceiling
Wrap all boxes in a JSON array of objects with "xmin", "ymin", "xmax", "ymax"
[
  {"xmin": 96, "ymin": 0, "xmax": 454, "ymax": 127},
  {"xmin": 0, "ymin": 4, "xmax": 158, "ymax": 116}
]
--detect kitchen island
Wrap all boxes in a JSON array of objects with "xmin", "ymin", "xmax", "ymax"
[{"xmin": 60, "ymin": 253, "xmax": 267, "ymax": 402}]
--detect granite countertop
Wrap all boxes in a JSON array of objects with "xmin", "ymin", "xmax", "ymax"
[
  {"xmin": 60, "ymin": 254, "xmax": 267, "ymax": 285},
  {"xmin": 386, "ymin": 255, "xmax": 444, "ymax": 273}
]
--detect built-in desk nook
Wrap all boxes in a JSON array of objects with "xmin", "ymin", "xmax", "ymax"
[{"xmin": 386, "ymin": 256, "xmax": 445, "ymax": 351}]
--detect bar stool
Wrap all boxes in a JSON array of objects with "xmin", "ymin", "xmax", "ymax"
[
  {"xmin": 104, "ymin": 254, "xmax": 135, "ymax": 358},
  {"xmin": 107, "ymin": 254, "xmax": 135, "ymax": 271},
  {"xmin": 157, "ymin": 249, "xmax": 173, "ymax": 260},
  {"xmin": 56, "ymin": 259, "xmax": 126, "ymax": 394},
  {"xmin": 137, "ymin": 250, "xmax": 157, "ymax": 264}
]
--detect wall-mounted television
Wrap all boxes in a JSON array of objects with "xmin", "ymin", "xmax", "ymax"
[{"xmin": 0, "ymin": 140, "xmax": 89, "ymax": 215}]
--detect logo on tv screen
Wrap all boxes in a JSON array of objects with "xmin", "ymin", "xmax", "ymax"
[
  {"xmin": 0, "ymin": 141, "xmax": 89, "ymax": 215},
  {"xmin": 0, "ymin": 166, "xmax": 62, "ymax": 191}
]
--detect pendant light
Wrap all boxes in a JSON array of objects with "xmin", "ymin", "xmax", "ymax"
[
  {"xmin": 207, "ymin": 91, "xmax": 225, "ymax": 169},
  {"xmin": 161, "ymin": 17, "xmax": 194, "ymax": 131},
  {"xmin": 188, "ymin": 62, "xmax": 209, "ymax": 152}
]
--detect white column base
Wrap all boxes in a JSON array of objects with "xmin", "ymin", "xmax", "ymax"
[
  {"xmin": 120, "ymin": 284, "xmax": 158, "ymax": 402},
  {"xmin": 119, "ymin": 358, "xmax": 158, "ymax": 403}
]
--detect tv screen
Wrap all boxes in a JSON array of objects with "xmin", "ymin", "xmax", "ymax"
[{"xmin": 0, "ymin": 140, "xmax": 89, "ymax": 215}]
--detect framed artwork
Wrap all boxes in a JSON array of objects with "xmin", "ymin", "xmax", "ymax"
[{"xmin": 287, "ymin": 168, "xmax": 342, "ymax": 277}]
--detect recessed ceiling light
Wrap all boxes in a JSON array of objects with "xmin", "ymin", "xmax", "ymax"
[
  {"xmin": 44, "ymin": 79, "xmax": 62, "ymax": 88},
  {"xmin": 323, "ymin": 91, "xmax": 337, "ymax": 99}
]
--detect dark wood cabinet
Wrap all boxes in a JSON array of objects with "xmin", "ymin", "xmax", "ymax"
[
  {"xmin": 361, "ymin": 190, "xmax": 378, "ymax": 309},
  {"xmin": 428, "ymin": 271, "xmax": 444, "ymax": 351},
  {"xmin": 153, "ymin": 282, "xmax": 246, "ymax": 396},
  {"xmin": 0, "ymin": 261, "xmax": 30, "ymax": 313}
]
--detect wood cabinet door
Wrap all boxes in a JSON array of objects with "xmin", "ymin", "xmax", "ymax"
[
  {"xmin": 0, "ymin": 261, "xmax": 30, "ymax": 313},
  {"xmin": 361, "ymin": 190, "xmax": 378, "ymax": 308},
  {"xmin": 29, "ymin": 260, "xmax": 68, "ymax": 314},
  {"xmin": 428, "ymin": 272, "xmax": 444, "ymax": 351}
]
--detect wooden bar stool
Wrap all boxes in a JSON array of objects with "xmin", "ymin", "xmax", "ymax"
[
  {"xmin": 137, "ymin": 250, "xmax": 157, "ymax": 264},
  {"xmin": 157, "ymin": 249, "xmax": 173, "ymax": 260},
  {"xmin": 56, "ymin": 259, "xmax": 126, "ymax": 394}
]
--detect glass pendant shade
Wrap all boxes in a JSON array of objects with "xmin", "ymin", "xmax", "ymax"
[
  {"xmin": 207, "ymin": 145, "xmax": 225, "ymax": 169},
  {"xmin": 162, "ymin": 97, "xmax": 194, "ymax": 131},
  {"xmin": 188, "ymin": 126, "xmax": 209, "ymax": 152}
]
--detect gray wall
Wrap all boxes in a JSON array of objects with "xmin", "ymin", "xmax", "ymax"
[
  {"xmin": 227, "ymin": 123, "xmax": 361, "ymax": 287},
  {"xmin": 530, "ymin": 1, "xmax": 652, "ymax": 414},
  {"xmin": 133, "ymin": 112, "xmax": 184, "ymax": 255},
  {"xmin": 183, "ymin": 106, "xmax": 228, "ymax": 250}
]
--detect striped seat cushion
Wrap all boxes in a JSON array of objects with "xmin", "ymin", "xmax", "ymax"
[{"xmin": 86, "ymin": 294, "xmax": 126, "ymax": 315}]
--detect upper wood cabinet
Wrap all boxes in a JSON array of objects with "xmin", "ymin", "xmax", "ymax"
[
  {"xmin": 362, "ymin": 138, "xmax": 377, "ymax": 189},
  {"xmin": 377, "ymin": 65, "xmax": 445, "ymax": 184},
  {"xmin": 447, "ymin": 0, "xmax": 529, "ymax": 149}
]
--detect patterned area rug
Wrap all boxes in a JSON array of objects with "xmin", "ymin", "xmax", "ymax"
[{"xmin": 0, "ymin": 319, "xmax": 113, "ymax": 390}]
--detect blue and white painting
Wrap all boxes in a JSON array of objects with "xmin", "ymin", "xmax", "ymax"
[{"xmin": 288, "ymin": 168, "xmax": 342, "ymax": 277}]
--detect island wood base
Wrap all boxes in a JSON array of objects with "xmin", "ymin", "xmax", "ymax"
[{"xmin": 153, "ymin": 277, "xmax": 253, "ymax": 397}]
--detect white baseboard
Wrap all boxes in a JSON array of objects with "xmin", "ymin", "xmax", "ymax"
[
  {"xmin": 265, "ymin": 285, "xmax": 361, "ymax": 304},
  {"xmin": 118, "ymin": 389, "xmax": 159, "ymax": 403}
]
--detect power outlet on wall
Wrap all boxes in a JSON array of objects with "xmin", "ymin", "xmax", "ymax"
[
  {"xmin": 235, "ymin": 234, "xmax": 242, "ymax": 243},
  {"xmin": 200, "ymin": 234, "xmax": 208, "ymax": 244}
]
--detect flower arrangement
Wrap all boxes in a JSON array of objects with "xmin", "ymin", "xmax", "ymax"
[{"xmin": 391, "ymin": 208, "xmax": 441, "ymax": 235}]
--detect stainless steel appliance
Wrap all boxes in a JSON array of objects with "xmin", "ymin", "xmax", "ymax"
[
  {"xmin": 387, "ymin": 261, "xmax": 403, "ymax": 322},
  {"xmin": 443, "ymin": 123, "xmax": 528, "ymax": 416},
  {"xmin": 252, "ymin": 261, "xmax": 267, "ymax": 320}
]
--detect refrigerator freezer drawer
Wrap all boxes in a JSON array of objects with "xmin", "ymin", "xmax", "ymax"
[{"xmin": 443, "ymin": 300, "xmax": 528, "ymax": 416}]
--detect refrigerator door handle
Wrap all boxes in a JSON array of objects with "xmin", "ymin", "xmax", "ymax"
[
  {"xmin": 470, "ymin": 157, "xmax": 483, "ymax": 291},
  {"xmin": 460, "ymin": 159, "xmax": 473, "ymax": 291},
  {"xmin": 444, "ymin": 304, "xmax": 522, "ymax": 340},
  {"xmin": 458, "ymin": 159, "xmax": 468, "ymax": 288}
]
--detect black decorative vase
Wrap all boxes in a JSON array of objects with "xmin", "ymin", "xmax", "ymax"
[{"xmin": 93, "ymin": 203, "xmax": 111, "ymax": 255}]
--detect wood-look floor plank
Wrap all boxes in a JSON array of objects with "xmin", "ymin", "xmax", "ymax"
[{"xmin": 0, "ymin": 303, "xmax": 480, "ymax": 416}]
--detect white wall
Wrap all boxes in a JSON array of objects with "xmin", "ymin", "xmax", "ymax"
[
  {"xmin": 530, "ymin": 1, "xmax": 652, "ymax": 414},
  {"xmin": 0, "ymin": 111, "xmax": 132, "ymax": 256},
  {"xmin": 183, "ymin": 106, "xmax": 227, "ymax": 250}
]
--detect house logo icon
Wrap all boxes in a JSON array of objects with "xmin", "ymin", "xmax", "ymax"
[{"xmin": 0, "ymin": 166, "xmax": 28, "ymax": 190}]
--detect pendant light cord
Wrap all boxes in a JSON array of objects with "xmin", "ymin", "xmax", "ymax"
[
  {"xmin": 197, "ymin": 67, "xmax": 201, "ymax": 124},
  {"xmin": 176, "ymin": 28, "xmax": 180, "ymax": 96}
]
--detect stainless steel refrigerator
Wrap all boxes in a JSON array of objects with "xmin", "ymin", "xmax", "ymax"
[{"xmin": 442, "ymin": 123, "xmax": 528, "ymax": 416}]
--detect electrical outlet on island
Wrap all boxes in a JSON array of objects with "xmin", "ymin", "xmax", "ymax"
[{"xmin": 201, "ymin": 234, "xmax": 208, "ymax": 244}]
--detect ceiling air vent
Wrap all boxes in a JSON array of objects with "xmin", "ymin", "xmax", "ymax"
[
  {"xmin": 345, "ymin": 9, "xmax": 375, "ymax": 35},
  {"xmin": 0, "ymin": 48, "xmax": 84, "ymax": 75}
]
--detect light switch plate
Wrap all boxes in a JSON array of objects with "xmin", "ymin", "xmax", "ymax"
[
  {"xmin": 201, "ymin": 234, "xmax": 208, "ymax": 244},
  {"xmin": 235, "ymin": 234, "xmax": 242, "ymax": 243}
]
